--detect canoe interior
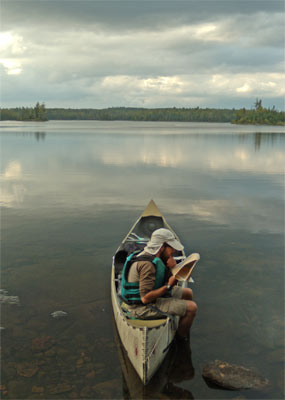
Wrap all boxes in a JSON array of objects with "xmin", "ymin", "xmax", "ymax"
[{"xmin": 114, "ymin": 215, "xmax": 183, "ymax": 276}]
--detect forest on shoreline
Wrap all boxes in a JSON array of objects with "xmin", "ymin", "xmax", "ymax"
[{"xmin": 1, "ymin": 100, "xmax": 284, "ymax": 125}]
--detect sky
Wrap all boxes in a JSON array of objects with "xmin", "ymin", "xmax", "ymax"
[{"xmin": 1, "ymin": 0, "xmax": 284, "ymax": 110}]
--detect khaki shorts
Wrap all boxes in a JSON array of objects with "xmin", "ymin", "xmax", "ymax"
[{"xmin": 127, "ymin": 286, "xmax": 187, "ymax": 319}]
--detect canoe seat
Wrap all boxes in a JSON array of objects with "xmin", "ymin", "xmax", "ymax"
[
  {"xmin": 127, "ymin": 318, "xmax": 167, "ymax": 328},
  {"xmin": 121, "ymin": 302, "xmax": 167, "ymax": 328}
]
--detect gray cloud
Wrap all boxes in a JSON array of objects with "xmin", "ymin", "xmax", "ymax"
[
  {"xmin": 1, "ymin": 0, "xmax": 284, "ymax": 108},
  {"xmin": 3, "ymin": 1, "xmax": 283, "ymax": 31}
]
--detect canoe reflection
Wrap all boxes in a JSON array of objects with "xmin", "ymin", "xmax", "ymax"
[{"xmin": 113, "ymin": 324, "xmax": 194, "ymax": 399}]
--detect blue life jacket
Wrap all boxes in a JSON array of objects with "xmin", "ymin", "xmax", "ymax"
[{"xmin": 121, "ymin": 251, "xmax": 166, "ymax": 304}]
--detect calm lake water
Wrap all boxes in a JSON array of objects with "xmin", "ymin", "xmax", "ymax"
[{"xmin": 1, "ymin": 120, "xmax": 284, "ymax": 399}]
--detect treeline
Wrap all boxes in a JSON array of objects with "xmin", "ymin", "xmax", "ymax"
[
  {"xmin": 46, "ymin": 107, "xmax": 236, "ymax": 122},
  {"xmin": 1, "ymin": 101, "xmax": 284, "ymax": 125},
  {"xmin": 232, "ymin": 100, "xmax": 284, "ymax": 126},
  {"xmin": 0, "ymin": 102, "xmax": 47, "ymax": 121},
  {"xmin": 0, "ymin": 106, "xmax": 236, "ymax": 123}
]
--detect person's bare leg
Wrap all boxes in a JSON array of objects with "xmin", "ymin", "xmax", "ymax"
[
  {"xmin": 177, "ymin": 301, "xmax": 197, "ymax": 338},
  {"xmin": 182, "ymin": 288, "xmax": 193, "ymax": 300}
]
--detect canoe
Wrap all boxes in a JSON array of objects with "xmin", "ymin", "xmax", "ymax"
[
  {"xmin": 111, "ymin": 200, "xmax": 186, "ymax": 384},
  {"xmin": 113, "ymin": 321, "xmax": 195, "ymax": 398}
]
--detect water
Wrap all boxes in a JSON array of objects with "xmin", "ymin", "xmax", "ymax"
[{"xmin": 1, "ymin": 120, "xmax": 284, "ymax": 399}]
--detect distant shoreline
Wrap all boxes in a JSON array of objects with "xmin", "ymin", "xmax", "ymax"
[{"xmin": 1, "ymin": 106, "xmax": 284, "ymax": 126}]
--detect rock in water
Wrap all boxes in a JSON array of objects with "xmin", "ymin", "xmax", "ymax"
[
  {"xmin": 17, "ymin": 362, "xmax": 39, "ymax": 378},
  {"xmin": 0, "ymin": 289, "xmax": 20, "ymax": 305},
  {"xmin": 48, "ymin": 383, "xmax": 72, "ymax": 394},
  {"xmin": 51, "ymin": 311, "xmax": 68, "ymax": 318},
  {"xmin": 202, "ymin": 360, "xmax": 269, "ymax": 390}
]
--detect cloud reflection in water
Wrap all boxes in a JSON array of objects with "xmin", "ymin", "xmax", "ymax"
[{"xmin": 1, "ymin": 123, "xmax": 284, "ymax": 234}]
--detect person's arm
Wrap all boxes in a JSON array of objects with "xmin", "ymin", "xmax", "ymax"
[{"xmin": 141, "ymin": 275, "xmax": 177, "ymax": 304}]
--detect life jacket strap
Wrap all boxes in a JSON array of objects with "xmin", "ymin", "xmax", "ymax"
[{"xmin": 124, "ymin": 299, "xmax": 143, "ymax": 305}]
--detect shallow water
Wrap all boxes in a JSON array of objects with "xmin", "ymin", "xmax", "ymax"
[{"xmin": 1, "ymin": 120, "xmax": 284, "ymax": 399}]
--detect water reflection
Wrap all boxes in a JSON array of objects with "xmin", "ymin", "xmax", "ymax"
[
  {"xmin": 1, "ymin": 124, "xmax": 284, "ymax": 233},
  {"xmin": 1, "ymin": 160, "xmax": 25, "ymax": 208},
  {"xmin": 239, "ymin": 132, "xmax": 285, "ymax": 151},
  {"xmin": 1, "ymin": 121, "xmax": 284, "ymax": 399},
  {"xmin": 3, "ymin": 161, "xmax": 22, "ymax": 180},
  {"xmin": 114, "ymin": 324, "xmax": 195, "ymax": 399},
  {"xmin": 35, "ymin": 132, "xmax": 46, "ymax": 141},
  {"xmin": 97, "ymin": 133, "xmax": 285, "ymax": 172}
]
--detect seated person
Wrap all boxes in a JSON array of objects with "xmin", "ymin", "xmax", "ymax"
[{"xmin": 121, "ymin": 228, "xmax": 197, "ymax": 339}]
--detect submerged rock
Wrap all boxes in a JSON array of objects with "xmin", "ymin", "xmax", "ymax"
[
  {"xmin": 48, "ymin": 383, "xmax": 72, "ymax": 395},
  {"xmin": 76, "ymin": 358, "xmax": 84, "ymax": 368},
  {"xmin": 51, "ymin": 311, "xmax": 68, "ymax": 318},
  {"xmin": 31, "ymin": 386, "xmax": 44, "ymax": 394},
  {"xmin": 8, "ymin": 380, "xmax": 29, "ymax": 398},
  {"xmin": 80, "ymin": 386, "xmax": 93, "ymax": 398},
  {"xmin": 202, "ymin": 360, "xmax": 269, "ymax": 390},
  {"xmin": 32, "ymin": 336, "xmax": 55, "ymax": 352},
  {"xmin": 0, "ymin": 385, "xmax": 8, "ymax": 397},
  {"xmin": 92, "ymin": 379, "xmax": 121, "ymax": 399},
  {"xmin": 86, "ymin": 370, "xmax": 96, "ymax": 379},
  {"xmin": 16, "ymin": 362, "xmax": 39, "ymax": 378},
  {"xmin": 0, "ymin": 289, "xmax": 20, "ymax": 305},
  {"xmin": 44, "ymin": 348, "xmax": 56, "ymax": 357}
]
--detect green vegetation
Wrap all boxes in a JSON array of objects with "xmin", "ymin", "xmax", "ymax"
[
  {"xmin": 232, "ymin": 99, "xmax": 284, "ymax": 126},
  {"xmin": 1, "ymin": 100, "xmax": 284, "ymax": 125},
  {"xmin": 0, "ymin": 102, "xmax": 47, "ymax": 121},
  {"xmin": 46, "ymin": 107, "xmax": 236, "ymax": 122},
  {"xmin": 0, "ymin": 106, "xmax": 237, "ymax": 123}
]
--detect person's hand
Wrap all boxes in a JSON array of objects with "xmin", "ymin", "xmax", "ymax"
[
  {"xmin": 167, "ymin": 256, "xmax": 177, "ymax": 268},
  {"xmin": 168, "ymin": 275, "xmax": 177, "ymax": 287}
]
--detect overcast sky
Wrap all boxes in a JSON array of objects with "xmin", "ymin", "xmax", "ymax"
[{"xmin": 1, "ymin": 0, "xmax": 284, "ymax": 109}]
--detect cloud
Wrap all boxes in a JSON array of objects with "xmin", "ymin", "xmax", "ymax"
[
  {"xmin": 2, "ymin": 1, "xmax": 283, "ymax": 32},
  {"xmin": 1, "ymin": 0, "xmax": 284, "ymax": 108},
  {"xmin": 0, "ymin": 31, "xmax": 25, "ymax": 74},
  {"xmin": 0, "ymin": 31, "xmax": 26, "ymax": 55},
  {"xmin": 0, "ymin": 59, "xmax": 22, "ymax": 75}
]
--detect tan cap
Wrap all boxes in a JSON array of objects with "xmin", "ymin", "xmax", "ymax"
[{"xmin": 144, "ymin": 228, "xmax": 184, "ymax": 255}]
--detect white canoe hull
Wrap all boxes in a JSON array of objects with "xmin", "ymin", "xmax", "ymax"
[{"xmin": 111, "ymin": 265, "xmax": 179, "ymax": 384}]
